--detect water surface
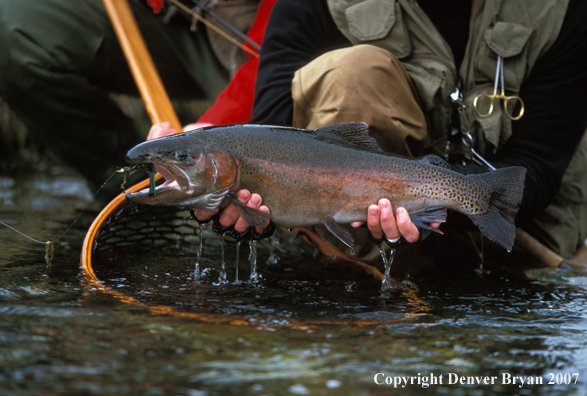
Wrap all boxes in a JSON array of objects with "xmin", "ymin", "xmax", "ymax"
[{"xmin": 1, "ymin": 164, "xmax": 586, "ymax": 395}]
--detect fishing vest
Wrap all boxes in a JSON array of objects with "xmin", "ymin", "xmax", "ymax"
[{"xmin": 327, "ymin": 0, "xmax": 587, "ymax": 257}]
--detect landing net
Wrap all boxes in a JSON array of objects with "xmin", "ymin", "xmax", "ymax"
[{"xmin": 79, "ymin": 177, "xmax": 413, "ymax": 328}]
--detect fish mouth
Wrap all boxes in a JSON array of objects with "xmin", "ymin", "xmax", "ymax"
[{"xmin": 125, "ymin": 163, "xmax": 192, "ymax": 204}]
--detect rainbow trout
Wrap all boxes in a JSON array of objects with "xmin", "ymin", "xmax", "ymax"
[{"xmin": 125, "ymin": 123, "xmax": 526, "ymax": 251}]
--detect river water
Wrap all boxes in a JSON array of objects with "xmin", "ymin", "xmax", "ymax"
[{"xmin": 1, "ymin": 163, "xmax": 586, "ymax": 396}]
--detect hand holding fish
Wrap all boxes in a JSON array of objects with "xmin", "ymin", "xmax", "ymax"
[
  {"xmin": 193, "ymin": 189, "xmax": 271, "ymax": 234},
  {"xmin": 194, "ymin": 193, "xmax": 430, "ymax": 244},
  {"xmin": 351, "ymin": 199, "xmax": 440, "ymax": 243}
]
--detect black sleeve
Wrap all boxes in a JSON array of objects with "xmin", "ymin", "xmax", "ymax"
[
  {"xmin": 250, "ymin": 0, "xmax": 350, "ymax": 125},
  {"xmin": 451, "ymin": 0, "xmax": 587, "ymax": 226}
]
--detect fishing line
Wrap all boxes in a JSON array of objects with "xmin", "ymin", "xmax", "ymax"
[
  {"xmin": 0, "ymin": 220, "xmax": 47, "ymax": 244},
  {"xmin": 0, "ymin": 168, "xmax": 132, "ymax": 265}
]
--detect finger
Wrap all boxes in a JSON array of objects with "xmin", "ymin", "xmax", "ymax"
[
  {"xmin": 219, "ymin": 189, "xmax": 251, "ymax": 228},
  {"xmin": 396, "ymin": 207, "xmax": 419, "ymax": 243},
  {"xmin": 147, "ymin": 122, "xmax": 176, "ymax": 140},
  {"xmin": 182, "ymin": 122, "xmax": 214, "ymax": 132},
  {"xmin": 255, "ymin": 205, "xmax": 271, "ymax": 234},
  {"xmin": 378, "ymin": 199, "xmax": 400, "ymax": 241},
  {"xmin": 350, "ymin": 221, "xmax": 364, "ymax": 228},
  {"xmin": 366, "ymin": 204, "xmax": 382, "ymax": 240},
  {"xmin": 193, "ymin": 207, "xmax": 219, "ymax": 222},
  {"xmin": 234, "ymin": 192, "xmax": 262, "ymax": 232}
]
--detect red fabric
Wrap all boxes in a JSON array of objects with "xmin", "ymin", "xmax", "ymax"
[
  {"xmin": 198, "ymin": 0, "xmax": 276, "ymax": 125},
  {"xmin": 147, "ymin": 0, "xmax": 164, "ymax": 14}
]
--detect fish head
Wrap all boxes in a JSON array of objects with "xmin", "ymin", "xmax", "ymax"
[{"xmin": 124, "ymin": 133, "xmax": 239, "ymax": 209}]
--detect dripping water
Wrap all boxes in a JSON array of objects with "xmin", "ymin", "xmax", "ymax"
[
  {"xmin": 249, "ymin": 240, "xmax": 259, "ymax": 283},
  {"xmin": 379, "ymin": 245, "xmax": 396, "ymax": 291},
  {"xmin": 194, "ymin": 223, "xmax": 204, "ymax": 283},
  {"xmin": 234, "ymin": 241, "xmax": 241, "ymax": 284},
  {"xmin": 218, "ymin": 233, "xmax": 227, "ymax": 284}
]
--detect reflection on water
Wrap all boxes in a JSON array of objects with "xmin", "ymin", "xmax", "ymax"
[{"xmin": 1, "ymin": 164, "xmax": 586, "ymax": 396}]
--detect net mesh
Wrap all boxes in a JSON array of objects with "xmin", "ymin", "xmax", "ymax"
[{"xmin": 92, "ymin": 201, "xmax": 317, "ymax": 258}]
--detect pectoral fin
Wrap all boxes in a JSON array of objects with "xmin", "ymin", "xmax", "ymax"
[
  {"xmin": 314, "ymin": 216, "xmax": 355, "ymax": 249},
  {"xmin": 409, "ymin": 206, "xmax": 447, "ymax": 234},
  {"xmin": 227, "ymin": 192, "xmax": 271, "ymax": 226}
]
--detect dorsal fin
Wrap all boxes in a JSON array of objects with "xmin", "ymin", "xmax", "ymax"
[
  {"xmin": 419, "ymin": 154, "xmax": 451, "ymax": 169},
  {"xmin": 314, "ymin": 122, "xmax": 382, "ymax": 152}
]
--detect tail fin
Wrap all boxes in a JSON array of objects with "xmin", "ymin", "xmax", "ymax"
[{"xmin": 468, "ymin": 167, "xmax": 527, "ymax": 251}]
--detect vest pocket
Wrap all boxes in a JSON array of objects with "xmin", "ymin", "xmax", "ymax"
[
  {"xmin": 476, "ymin": 22, "xmax": 534, "ymax": 89},
  {"xmin": 470, "ymin": 22, "xmax": 533, "ymax": 155},
  {"xmin": 345, "ymin": 0, "xmax": 412, "ymax": 58}
]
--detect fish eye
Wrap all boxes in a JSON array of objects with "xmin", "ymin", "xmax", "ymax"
[{"xmin": 173, "ymin": 151, "xmax": 188, "ymax": 161}]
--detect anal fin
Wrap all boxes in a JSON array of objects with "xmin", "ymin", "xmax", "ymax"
[{"xmin": 315, "ymin": 216, "xmax": 355, "ymax": 249}]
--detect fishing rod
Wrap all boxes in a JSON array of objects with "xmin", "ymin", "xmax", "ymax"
[
  {"xmin": 188, "ymin": 0, "xmax": 261, "ymax": 52},
  {"xmin": 165, "ymin": 0, "xmax": 260, "ymax": 58}
]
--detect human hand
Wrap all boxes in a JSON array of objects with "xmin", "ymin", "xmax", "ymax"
[
  {"xmin": 182, "ymin": 122, "xmax": 213, "ymax": 132},
  {"xmin": 351, "ymin": 199, "xmax": 441, "ymax": 244},
  {"xmin": 147, "ymin": 121, "xmax": 177, "ymax": 140},
  {"xmin": 146, "ymin": 122, "xmax": 214, "ymax": 140},
  {"xmin": 192, "ymin": 189, "xmax": 271, "ymax": 234}
]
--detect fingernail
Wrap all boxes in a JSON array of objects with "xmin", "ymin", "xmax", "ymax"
[
  {"xmin": 238, "ymin": 190, "xmax": 250, "ymax": 201},
  {"xmin": 380, "ymin": 199, "xmax": 390, "ymax": 209},
  {"xmin": 249, "ymin": 195, "xmax": 260, "ymax": 206}
]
